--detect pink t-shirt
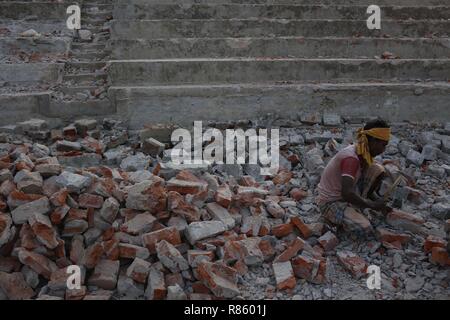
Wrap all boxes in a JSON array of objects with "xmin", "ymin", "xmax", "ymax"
[{"xmin": 316, "ymin": 145, "xmax": 362, "ymax": 206}]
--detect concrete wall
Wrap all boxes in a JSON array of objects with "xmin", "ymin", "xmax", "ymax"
[
  {"xmin": 110, "ymin": 83, "xmax": 450, "ymax": 128},
  {"xmin": 0, "ymin": 63, "xmax": 64, "ymax": 84}
]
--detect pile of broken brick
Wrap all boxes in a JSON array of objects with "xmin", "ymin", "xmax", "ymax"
[{"xmin": 0, "ymin": 115, "xmax": 448, "ymax": 300}]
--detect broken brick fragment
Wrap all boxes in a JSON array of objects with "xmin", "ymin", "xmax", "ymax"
[
  {"xmin": 337, "ymin": 251, "xmax": 368, "ymax": 279},
  {"xmin": 215, "ymin": 184, "xmax": 232, "ymax": 208},
  {"xmin": 273, "ymin": 261, "xmax": 296, "ymax": 290},
  {"xmin": 424, "ymin": 235, "xmax": 447, "ymax": 254},
  {"xmin": 272, "ymin": 223, "xmax": 294, "ymax": 238},
  {"xmin": 290, "ymin": 216, "xmax": 313, "ymax": 239},
  {"xmin": 142, "ymin": 226, "xmax": 182, "ymax": 254},
  {"xmin": 196, "ymin": 261, "xmax": 240, "ymax": 298},
  {"xmin": 291, "ymin": 253, "xmax": 327, "ymax": 284},
  {"xmin": 430, "ymin": 247, "xmax": 450, "ymax": 266}
]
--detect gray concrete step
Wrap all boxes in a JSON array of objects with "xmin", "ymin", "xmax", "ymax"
[
  {"xmin": 108, "ymin": 82, "xmax": 450, "ymax": 128},
  {"xmin": 110, "ymin": 19, "xmax": 450, "ymax": 39},
  {"xmin": 82, "ymin": 17, "xmax": 109, "ymax": 27},
  {"xmin": 41, "ymin": 99, "xmax": 114, "ymax": 119},
  {"xmin": 59, "ymin": 86, "xmax": 99, "ymax": 95},
  {"xmin": 0, "ymin": 2, "xmax": 66, "ymax": 20},
  {"xmin": 110, "ymin": 37, "xmax": 450, "ymax": 59},
  {"xmin": 109, "ymin": 58, "xmax": 450, "ymax": 86},
  {"xmin": 0, "ymin": 63, "xmax": 63, "ymax": 85},
  {"xmin": 66, "ymin": 61, "xmax": 107, "ymax": 72},
  {"xmin": 71, "ymin": 43, "xmax": 106, "ymax": 51},
  {"xmin": 0, "ymin": 91, "xmax": 51, "ymax": 126},
  {"xmin": 70, "ymin": 51, "xmax": 110, "ymax": 60},
  {"xmin": 81, "ymin": 10, "xmax": 113, "ymax": 20},
  {"xmin": 113, "ymin": 4, "xmax": 450, "ymax": 20},
  {"xmin": 116, "ymin": 0, "xmax": 450, "ymax": 5},
  {"xmin": 63, "ymin": 72, "xmax": 108, "ymax": 85},
  {"xmin": 0, "ymin": 37, "xmax": 70, "ymax": 57}
]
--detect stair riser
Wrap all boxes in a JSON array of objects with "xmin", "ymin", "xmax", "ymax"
[
  {"xmin": 111, "ymin": 38, "xmax": 450, "ymax": 59},
  {"xmin": 109, "ymin": 60, "xmax": 450, "ymax": 85},
  {"xmin": 111, "ymin": 20, "xmax": 450, "ymax": 39},
  {"xmin": 109, "ymin": 84, "xmax": 450, "ymax": 128},
  {"xmin": 115, "ymin": 0, "xmax": 450, "ymax": 5},
  {"xmin": 113, "ymin": 4, "xmax": 450, "ymax": 20}
]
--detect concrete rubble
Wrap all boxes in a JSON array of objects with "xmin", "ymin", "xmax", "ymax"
[{"xmin": 0, "ymin": 116, "xmax": 448, "ymax": 301}]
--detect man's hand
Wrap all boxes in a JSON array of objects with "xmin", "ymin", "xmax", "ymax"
[{"xmin": 369, "ymin": 199, "xmax": 393, "ymax": 215}]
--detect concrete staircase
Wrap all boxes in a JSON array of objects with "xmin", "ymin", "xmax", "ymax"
[
  {"xmin": 46, "ymin": 0, "xmax": 115, "ymax": 119},
  {"xmin": 108, "ymin": 0, "xmax": 450, "ymax": 129}
]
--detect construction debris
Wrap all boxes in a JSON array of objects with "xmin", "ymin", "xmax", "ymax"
[{"xmin": 0, "ymin": 117, "xmax": 448, "ymax": 301}]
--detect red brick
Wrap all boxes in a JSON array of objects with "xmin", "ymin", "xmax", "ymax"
[
  {"xmin": 20, "ymin": 223, "xmax": 40, "ymax": 250},
  {"xmin": 239, "ymin": 176, "xmax": 257, "ymax": 187},
  {"xmin": 386, "ymin": 209, "xmax": 424, "ymax": 233},
  {"xmin": 147, "ymin": 267, "xmax": 167, "ymax": 300},
  {"xmin": 17, "ymin": 249, "xmax": 58, "ymax": 280},
  {"xmin": 215, "ymin": 184, "xmax": 232, "ymax": 208},
  {"xmin": 430, "ymin": 247, "xmax": 450, "ymax": 267},
  {"xmin": 142, "ymin": 226, "xmax": 182, "ymax": 254},
  {"xmin": 291, "ymin": 254, "xmax": 327, "ymax": 284},
  {"xmin": 187, "ymin": 250, "xmax": 215, "ymax": 268},
  {"xmin": 337, "ymin": 251, "xmax": 368, "ymax": 279},
  {"xmin": 0, "ymin": 256, "xmax": 21, "ymax": 273},
  {"xmin": 223, "ymin": 238, "xmax": 264, "ymax": 266},
  {"xmin": 272, "ymin": 223, "xmax": 294, "ymax": 238},
  {"xmin": 318, "ymin": 231, "xmax": 339, "ymax": 252},
  {"xmin": 274, "ymin": 237, "xmax": 305, "ymax": 263},
  {"xmin": 102, "ymin": 238, "xmax": 120, "ymax": 260},
  {"xmin": 49, "ymin": 188, "xmax": 68, "ymax": 207},
  {"xmin": 424, "ymin": 235, "xmax": 447, "ymax": 254},
  {"xmin": 290, "ymin": 216, "xmax": 313, "ymax": 239},
  {"xmin": 63, "ymin": 125, "xmax": 77, "ymax": 141},
  {"xmin": 176, "ymin": 170, "xmax": 203, "ymax": 183},
  {"xmin": 0, "ymin": 199, "xmax": 7, "ymax": 212},
  {"xmin": 166, "ymin": 178, "xmax": 207, "ymax": 195},
  {"xmin": 127, "ymin": 258, "xmax": 151, "ymax": 284},
  {"xmin": 28, "ymin": 213, "xmax": 59, "ymax": 249},
  {"xmin": 69, "ymin": 236, "xmax": 85, "ymax": 265},
  {"xmin": 78, "ymin": 193, "xmax": 104, "ymax": 209},
  {"xmin": 66, "ymin": 286, "xmax": 87, "ymax": 300},
  {"xmin": 82, "ymin": 242, "xmax": 104, "ymax": 269},
  {"xmin": 287, "ymin": 154, "xmax": 300, "ymax": 166},
  {"xmin": 0, "ymin": 272, "xmax": 34, "ymax": 300},
  {"xmin": 272, "ymin": 169, "xmax": 293, "ymax": 185},
  {"xmin": 232, "ymin": 259, "xmax": 248, "ymax": 276},
  {"xmin": 118, "ymin": 243, "xmax": 149, "ymax": 260},
  {"xmin": 165, "ymin": 272, "xmax": 185, "ymax": 288},
  {"xmin": 273, "ymin": 261, "xmax": 296, "ymax": 290},
  {"xmin": 240, "ymin": 215, "xmax": 271, "ymax": 237},
  {"xmin": 7, "ymin": 190, "xmax": 44, "ymax": 208},
  {"xmin": 289, "ymin": 188, "xmax": 308, "ymax": 201},
  {"xmin": 376, "ymin": 227, "xmax": 411, "ymax": 247},
  {"xmin": 196, "ymin": 261, "xmax": 240, "ymax": 298},
  {"xmin": 65, "ymin": 208, "xmax": 88, "ymax": 222},
  {"xmin": 50, "ymin": 205, "xmax": 70, "ymax": 226},
  {"xmin": 258, "ymin": 239, "xmax": 276, "ymax": 261},
  {"xmin": 192, "ymin": 281, "xmax": 211, "ymax": 294},
  {"xmin": 309, "ymin": 222, "xmax": 325, "ymax": 237},
  {"xmin": 0, "ymin": 180, "xmax": 15, "ymax": 197},
  {"xmin": 265, "ymin": 199, "xmax": 285, "ymax": 218},
  {"xmin": 167, "ymin": 191, "xmax": 201, "ymax": 223}
]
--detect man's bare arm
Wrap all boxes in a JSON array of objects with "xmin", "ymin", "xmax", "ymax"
[
  {"xmin": 341, "ymin": 176, "xmax": 372, "ymax": 209},
  {"xmin": 341, "ymin": 176, "xmax": 391, "ymax": 213}
]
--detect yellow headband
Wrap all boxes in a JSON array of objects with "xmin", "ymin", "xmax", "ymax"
[{"xmin": 356, "ymin": 128, "xmax": 391, "ymax": 165}]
